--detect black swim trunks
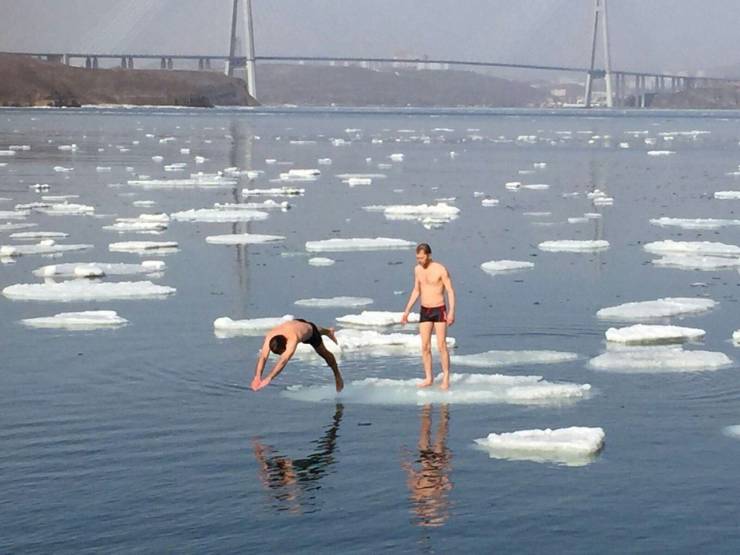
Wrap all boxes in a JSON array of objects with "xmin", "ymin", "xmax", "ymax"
[
  {"xmin": 420, "ymin": 305, "xmax": 447, "ymax": 323},
  {"xmin": 295, "ymin": 318, "xmax": 323, "ymax": 349}
]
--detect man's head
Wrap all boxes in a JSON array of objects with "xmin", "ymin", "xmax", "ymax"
[
  {"xmin": 269, "ymin": 334, "xmax": 287, "ymax": 355},
  {"xmin": 416, "ymin": 243, "xmax": 432, "ymax": 267}
]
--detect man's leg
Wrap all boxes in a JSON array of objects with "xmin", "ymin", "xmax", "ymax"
[
  {"xmin": 434, "ymin": 322, "xmax": 450, "ymax": 390},
  {"xmin": 317, "ymin": 325, "xmax": 338, "ymax": 344},
  {"xmin": 419, "ymin": 322, "xmax": 434, "ymax": 387},
  {"xmin": 315, "ymin": 343, "xmax": 344, "ymax": 392}
]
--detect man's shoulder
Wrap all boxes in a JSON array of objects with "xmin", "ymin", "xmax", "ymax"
[{"xmin": 431, "ymin": 261, "xmax": 448, "ymax": 273}]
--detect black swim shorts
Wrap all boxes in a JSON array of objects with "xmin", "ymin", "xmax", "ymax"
[
  {"xmin": 295, "ymin": 318, "xmax": 323, "ymax": 349},
  {"xmin": 419, "ymin": 305, "xmax": 447, "ymax": 323}
]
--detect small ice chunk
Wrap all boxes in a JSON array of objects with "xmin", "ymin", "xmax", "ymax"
[
  {"xmin": 205, "ymin": 233, "xmax": 284, "ymax": 245},
  {"xmin": 481, "ymin": 198, "xmax": 499, "ymax": 207},
  {"xmin": 481, "ymin": 260, "xmax": 535, "ymax": 274},
  {"xmin": 649, "ymin": 217, "xmax": 740, "ymax": 230},
  {"xmin": 213, "ymin": 314, "xmax": 294, "ymax": 336},
  {"xmin": 0, "ymin": 210, "xmax": 30, "ymax": 220},
  {"xmin": 732, "ymin": 330, "xmax": 740, "ymax": 343},
  {"xmin": 346, "ymin": 177, "xmax": 372, "ymax": 186},
  {"xmin": 588, "ymin": 345, "xmax": 732, "ymax": 372},
  {"xmin": 647, "ymin": 150, "xmax": 675, "ymax": 156},
  {"xmin": 538, "ymin": 240, "xmax": 609, "ymax": 252},
  {"xmin": 451, "ymin": 350, "xmax": 578, "ymax": 368},
  {"xmin": 21, "ymin": 310, "xmax": 128, "ymax": 329},
  {"xmin": 305, "ymin": 237, "xmax": 415, "ymax": 252},
  {"xmin": 109, "ymin": 241, "xmax": 178, "ymax": 253},
  {"xmin": 3, "ymin": 280, "xmax": 175, "ymax": 301},
  {"xmin": 715, "ymin": 191, "xmax": 740, "ymax": 200},
  {"xmin": 722, "ymin": 425, "xmax": 740, "ymax": 439},
  {"xmin": 336, "ymin": 310, "xmax": 419, "ymax": 327},
  {"xmin": 505, "ymin": 181, "xmax": 521, "ymax": 190},
  {"xmin": 242, "ymin": 187, "xmax": 305, "ymax": 197},
  {"xmin": 383, "ymin": 203, "xmax": 460, "ymax": 217},
  {"xmin": 389, "ymin": 153, "xmax": 405, "ymax": 161},
  {"xmin": 9, "ymin": 231, "xmax": 68, "ymax": 240},
  {"xmin": 132, "ymin": 200, "xmax": 157, "ymax": 208},
  {"xmin": 308, "ymin": 257, "xmax": 336, "ymax": 266},
  {"xmin": 522, "ymin": 184, "xmax": 550, "ymax": 191},
  {"xmin": 597, "ymin": 297, "xmax": 716, "ymax": 321},
  {"xmin": 318, "ymin": 158, "xmax": 332, "ymax": 165},
  {"xmin": 170, "ymin": 208, "xmax": 269, "ymax": 223},
  {"xmin": 644, "ymin": 240, "xmax": 740, "ymax": 257},
  {"xmin": 295, "ymin": 296, "xmax": 373, "ymax": 308},
  {"xmin": 474, "ymin": 427, "xmax": 605, "ymax": 466},
  {"xmin": 605, "ymin": 324, "xmax": 705, "ymax": 344}
]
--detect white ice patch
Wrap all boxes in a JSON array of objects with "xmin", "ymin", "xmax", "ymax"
[
  {"xmin": 213, "ymin": 314, "xmax": 294, "ymax": 337},
  {"xmin": 242, "ymin": 187, "xmax": 305, "ymax": 197},
  {"xmin": 34, "ymin": 261, "xmax": 165, "ymax": 278},
  {"xmin": 481, "ymin": 260, "xmax": 535, "ymax": 275},
  {"xmin": 9, "ymin": 231, "xmax": 68, "ymax": 240},
  {"xmin": 308, "ymin": 257, "xmax": 335, "ymax": 266},
  {"xmin": 722, "ymin": 425, "xmax": 740, "ymax": 439},
  {"xmin": 214, "ymin": 200, "xmax": 289, "ymax": 210},
  {"xmin": 283, "ymin": 373, "xmax": 591, "ymax": 406},
  {"xmin": 109, "ymin": 241, "xmax": 178, "ymax": 253},
  {"xmin": 336, "ymin": 310, "xmax": 419, "ymax": 327},
  {"xmin": 589, "ymin": 344, "xmax": 732, "ymax": 372},
  {"xmin": 305, "ymin": 237, "xmax": 415, "ymax": 252},
  {"xmin": 538, "ymin": 240, "xmax": 609, "ymax": 252},
  {"xmin": 21, "ymin": 310, "xmax": 128, "ymax": 329},
  {"xmin": 382, "ymin": 203, "xmax": 460, "ymax": 217},
  {"xmin": 205, "ymin": 233, "xmax": 284, "ymax": 245},
  {"xmin": 127, "ymin": 175, "xmax": 236, "ymax": 188},
  {"xmin": 644, "ymin": 240, "xmax": 740, "ymax": 257},
  {"xmin": 649, "ymin": 217, "xmax": 740, "ymax": 230},
  {"xmin": 295, "ymin": 296, "xmax": 373, "ymax": 308},
  {"xmin": 481, "ymin": 198, "xmax": 499, "ymax": 207},
  {"xmin": 3, "ymin": 280, "xmax": 175, "ymax": 301},
  {"xmin": 715, "ymin": 191, "xmax": 740, "ymax": 200},
  {"xmin": 605, "ymin": 324, "xmax": 705, "ymax": 344},
  {"xmin": 171, "ymin": 208, "xmax": 269, "ymax": 223},
  {"xmin": 474, "ymin": 427, "xmax": 605, "ymax": 467},
  {"xmin": 652, "ymin": 254, "xmax": 740, "ymax": 271},
  {"xmin": 0, "ymin": 242, "xmax": 92, "ymax": 257},
  {"xmin": 35, "ymin": 203, "xmax": 95, "ymax": 216},
  {"xmin": 451, "ymin": 350, "xmax": 578, "ymax": 368},
  {"xmin": 647, "ymin": 150, "xmax": 675, "ymax": 156},
  {"xmin": 733, "ymin": 330, "xmax": 740, "ymax": 343},
  {"xmin": 522, "ymin": 184, "xmax": 550, "ymax": 191},
  {"xmin": 0, "ymin": 210, "xmax": 29, "ymax": 220},
  {"xmin": 596, "ymin": 297, "xmax": 716, "ymax": 321},
  {"xmin": 0, "ymin": 223, "xmax": 36, "ymax": 232}
]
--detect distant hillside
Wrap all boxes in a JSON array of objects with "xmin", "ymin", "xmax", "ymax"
[
  {"xmin": 649, "ymin": 85, "xmax": 740, "ymax": 109},
  {"xmin": 257, "ymin": 64, "xmax": 549, "ymax": 107},
  {"xmin": 0, "ymin": 53, "xmax": 256, "ymax": 107}
]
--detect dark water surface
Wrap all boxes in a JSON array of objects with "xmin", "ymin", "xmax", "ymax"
[{"xmin": 1, "ymin": 107, "xmax": 740, "ymax": 553}]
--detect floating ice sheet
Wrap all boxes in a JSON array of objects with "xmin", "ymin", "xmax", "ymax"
[
  {"xmin": 588, "ymin": 345, "xmax": 732, "ymax": 372},
  {"xmin": 305, "ymin": 237, "xmax": 415, "ymax": 252},
  {"xmin": 715, "ymin": 191, "xmax": 740, "ymax": 200},
  {"xmin": 644, "ymin": 240, "xmax": 740, "ymax": 257},
  {"xmin": 734, "ymin": 330, "xmax": 740, "ymax": 343},
  {"xmin": 652, "ymin": 254, "xmax": 740, "ymax": 271},
  {"xmin": 649, "ymin": 217, "xmax": 740, "ymax": 230},
  {"xmin": 296, "ymin": 328, "xmax": 455, "ymax": 357},
  {"xmin": 3, "ymin": 280, "xmax": 175, "ymax": 301},
  {"xmin": 605, "ymin": 324, "xmax": 705, "ymax": 344},
  {"xmin": 336, "ymin": 310, "xmax": 419, "ymax": 327},
  {"xmin": 0, "ymin": 223, "xmax": 36, "ymax": 232},
  {"xmin": 283, "ymin": 373, "xmax": 592, "ymax": 406},
  {"xmin": 481, "ymin": 260, "xmax": 535, "ymax": 274},
  {"xmin": 127, "ymin": 175, "xmax": 237, "ymax": 188},
  {"xmin": 295, "ymin": 296, "xmax": 373, "ymax": 308},
  {"xmin": 451, "ymin": 350, "xmax": 578, "ymax": 368},
  {"xmin": 647, "ymin": 150, "xmax": 675, "ymax": 156},
  {"xmin": 205, "ymin": 233, "xmax": 284, "ymax": 245},
  {"xmin": 538, "ymin": 240, "xmax": 609, "ymax": 252},
  {"xmin": 214, "ymin": 200, "xmax": 289, "ymax": 210},
  {"xmin": 474, "ymin": 427, "xmax": 605, "ymax": 467},
  {"xmin": 308, "ymin": 257, "xmax": 335, "ymax": 266},
  {"xmin": 21, "ymin": 310, "xmax": 128, "ymax": 329},
  {"xmin": 242, "ymin": 187, "xmax": 305, "ymax": 197},
  {"xmin": 35, "ymin": 203, "xmax": 94, "ymax": 216},
  {"xmin": 0, "ymin": 210, "xmax": 29, "ymax": 220},
  {"xmin": 597, "ymin": 297, "xmax": 716, "ymax": 321},
  {"xmin": 0, "ymin": 242, "xmax": 93, "ymax": 257},
  {"xmin": 33, "ymin": 261, "xmax": 165, "ymax": 278},
  {"xmin": 171, "ymin": 208, "xmax": 269, "ymax": 223},
  {"xmin": 722, "ymin": 425, "xmax": 740, "ymax": 439},
  {"xmin": 213, "ymin": 315, "xmax": 294, "ymax": 337},
  {"xmin": 382, "ymin": 203, "xmax": 460, "ymax": 217},
  {"xmin": 109, "ymin": 241, "xmax": 178, "ymax": 253},
  {"xmin": 9, "ymin": 231, "xmax": 68, "ymax": 240}
]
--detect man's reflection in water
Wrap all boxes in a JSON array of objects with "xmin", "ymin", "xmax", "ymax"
[
  {"xmin": 252, "ymin": 404, "xmax": 343, "ymax": 514},
  {"xmin": 402, "ymin": 404, "xmax": 453, "ymax": 528}
]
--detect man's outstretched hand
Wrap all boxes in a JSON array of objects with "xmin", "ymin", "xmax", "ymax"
[{"xmin": 251, "ymin": 376, "xmax": 270, "ymax": 391}]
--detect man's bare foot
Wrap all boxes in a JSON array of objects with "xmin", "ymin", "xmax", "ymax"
[
  {"xmin": 417, "ymin": 378, "xmax": 434, "ymax": 388},
  {"xmin": 326, "ymin": 328, "xmax": 338, "ymax": 344},
  {"xmin": 440, "ymin": 378, "xmax": 450, "ymax": 391},
  {"xmin": 335, "ymin": 377, "xmax": 344, "ymax": 393}
]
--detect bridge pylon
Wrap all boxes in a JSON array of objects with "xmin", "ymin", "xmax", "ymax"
[
  {"xmin": 225, "ymin": 0, "xmax": 257, "ymax": 100},
  {"xmin": 584, "ymin": 0, "xmax": 613, "ymax": 108}
]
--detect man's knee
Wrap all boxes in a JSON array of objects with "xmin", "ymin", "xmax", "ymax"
[{"xmin": 421, "ymin": 340, "xmax": 432, "ymax": 354}]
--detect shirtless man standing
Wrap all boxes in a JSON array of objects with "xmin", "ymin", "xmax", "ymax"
[
  {"xmin": 250, "ymin": 319, "xmax": 344, "ymax": 392},
  {"xmin": 401, "ymin": 243, "xmax": 456, "ymax": 390}
]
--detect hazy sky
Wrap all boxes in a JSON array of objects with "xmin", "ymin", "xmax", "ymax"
[{"xmin": 0, "ymin": 0, "xmax": 737, "ymax": 74}]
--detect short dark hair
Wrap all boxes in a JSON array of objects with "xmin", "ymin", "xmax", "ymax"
[
  {"xmin": 416, "ymin": 243, "xmax": 432, "ymax": 254},
  {"xmin": 269, "ymin": 335, "xmax": 287, "ymax": 354}
]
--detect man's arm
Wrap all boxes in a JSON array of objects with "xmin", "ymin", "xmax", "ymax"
[
  {"xmin": 442, "ymin": 268, "xmax": 456, "ymax": 326},
  {"xmin": 257, "ymin": 339, "xmax": 298, "ymax": 388},
  {"xmin": 251, "ymin": 337, "xmax": 272, "ymax": 390},
  {"xmin": 401, "ymin": 269, "xmax": 421, "ymax": 324}
]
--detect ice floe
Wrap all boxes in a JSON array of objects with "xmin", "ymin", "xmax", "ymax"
[
  {"xmin": 481, "ymin": 198, "xmax": 499, "ymax": 207},
  {"xmin": 3, "ymin": 280, "xmax": 175, "ymax": 301},
  {"xmin": 649, "ymin": 217, "xmax": 740, "ymax": 230},
  {"xmin": 733, "ymin": 330, "xmax": 740, "ymax": 343},
  {"xmin": 647, "ymin": 150, "xmax": 675, "ymax": 156},
  {"xmin": 295, "ymin": 296, "xmax": 373, "ymax": 308},
  {"xmin": 715, "ymin": 191, "xmax": 740, "ymax": 200},
  {"xmin": 283, "ymin": 372, "xmax": 591, "ymax": 406},
  {"xmin": 597, "ymin": 297, "xmax": 716, "ymax": 321},
  {"xmin": 33, "ymin": 261, "xmax": 165, "ymax": 278},
  {"xmin": 9, "ymin": 231, "xmax": 68, "ymax": 240},
  {"xmin": 451, "ymin": 350, "xmax": 578, "ymax": 368},
  {"xmin": 21, "ymin": 310, "xmax": 128, "ymax": 329},
  {"xmin": 305, "ymin": 237, "xmax": 415, "ymax": 252},
  {"xmin": 652, "ymin": 254, "xmax": 740, "ymax": 271},
  {"xmin": 242, "ymin": 187, "xmax": 305, "ymax": 197},
  {"xmin": 0, "ymin": 223, "xmax": 36, "ymax": 232},
  {"xmin": 109, "ymin": 241, "xmax": 178, "ymax": 253},
  {"xmin": 127, "ymin": 175, "xmax": 237, "ymax": 188},
  {"xmin": 308, "ymin": 257, "xmax": 335, "ymax": 266},
  {"xmin": 644, "ymin": 240, "xmax": 740, "ymax": 257},
  {"xmin": 481, "ymin": 260, "xmax": 535, "ymax": 275},
  {"xmin": 0, "ymin": 210, "xmax": 29, "ymax": 220},
  {"xmin": 214, "ymin": 200, "xmax": 289, "ymax": 211},
  {"xmin": 103, "ymin": 214, "xmax": 170, "ymax": 232},
  {"xmin": 35, "ymin": 203, "xmax": 95, "ymax": 216},
  {"xmin": 605, "ymin": 324, "xmax": 705, "ymax": 344},
  {"xmin": 213, "ymin": 314, "xmax": 294, "ymax": 337},
  {"xmin": 474, "ymin": 427, "xmax": 605, "ymax": 467},
  {"xmin": 336, "ymin": 310, "xmax": 419, "ymax": 327},
  {"xmin": 205, "ymin": 233, "xmax": 285, "ymax": 245},
  {"xmin": 538, "ymin": 240, "xmax": 609, "ymax": 252},
  {"xmin": 0, "ymin": 242, "xmax": 93, "ymax": 257},
  {"xmin": 588, "ymin": 344, "xmax": 732, "ymax": 372}
]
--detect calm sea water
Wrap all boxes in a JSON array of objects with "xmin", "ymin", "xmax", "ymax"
[{"xmin": 1, "ymin": 106, "xmax": 740, "ymax": 553}]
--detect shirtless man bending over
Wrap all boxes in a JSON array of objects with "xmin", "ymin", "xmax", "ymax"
[
  {"xmin": 250, "ymin": 319, "xmax": 344, "ymax": 392},
  {"xmin": 401, "ymin": 243, "xmax": 456, "ymax": 390}
]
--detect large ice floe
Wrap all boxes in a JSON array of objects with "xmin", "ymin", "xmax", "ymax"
[
  {"xmin": 296, "ymin": 329, "xmax": 455, "ymax": 357},
  {"xmin": 9, "ymin": 231, "xmax": 69, "ymax": 240},
  {"xmin": 242, "ymin": 187, "xmax": 305, "ymax": 197},
  {"xmin": 170, "ymin": 208, "xmax": 269, "ymax": 223},
  {"xmin": 451, "ymin": 350, "xmax": 579, "ymax": 368},
  {"xmin": 336, "ymin": 310, "xmax": 419, "ymax": 327},
  {"xmin": 0, "ymin": 210, "xmax": 30, "ymax": 220},
  {"xmin": 127, "ymin": 174, "xmax": 237, "ymax": 188},
  {"xmin": 213, "ymin": 314, "xmax": 294, "ymax": 337},
  {"xmin": 0, "ymin": 241, "xmax": 93, "ymax": 257},
  {"xmin": 282, "ymin": 372, "xmax": 592, "ymax": 406},
  {"xmin": 715, "ymin": 191, "xmax": 740, "ymax": 200},
  {"xmin": 0, "ymin": 223, "xmax": 37, "ymax": 232},
  {"xmin": 33, "ymin": 260, "xmax": 165, "ymax": 278},
  {"xmin": 35, "ymin": 203, "xmax": 95, "ymax": 216},
  {"xmin": 102, "ymin": 214, "xmax": 169, "ymax": 233},
  {"xmin": 109, "ymin": 241, "xmax": 178, "ymax": 254},
  {"xmin": 596, "ymin": 297, "xmax": 716, "ymax": 321},
  {"xmin": 649, "ymin": 217, "xmax": 740, "ymax": 230},
  {"xmin": 644, "ymin": 240, "xmax": 740, "ymax": 257},
  {"xmin": 605, "ymin": 324, "xmax": 705, "ymax": 344},
  {"xmin": 205, "ymin": 233, "xmax": 285, "ymax": 245},
  {"xmin": 366, "ymin": 202, "xmax": 460, "ymax": 228},
  {"xmin": 588, "ymin": 344, "xmax": 732, "ymax": 372},
  {"xmin": 474, "ymin": 427, "xmax": 605, "ymax": 467},
  {"xmin": 652, "ymin": 254, "xmax": 740, "ymax": 271},
  {"xmin": 538, "ymin": 240, "xmax": 609, "ymax": 252},
  {"xmin": 305, "ymin": 237, "xmax": 415, "ymax": 252},
  {"xmin": 481, "ymin": 260, "xmax": 535, "ymax": 275},
  {"xmin": 3, "ymin": 280, "xmax": 175, "ymax": 301},
  {"xmin": 21, "ymin": 310, "xmax": 128, "ymax": 330},
  {"xmin": 294, "ymin": 296, "xmax": 373, "ymax": 308}
]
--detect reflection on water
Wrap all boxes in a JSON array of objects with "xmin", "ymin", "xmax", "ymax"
[
  {"xmin": 252, "ymin": 404, "xmax": 343, "ymax": 514},
  {"xmin": 403, "ymin": 404, "xmax": 453, "ymax": 528}
]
